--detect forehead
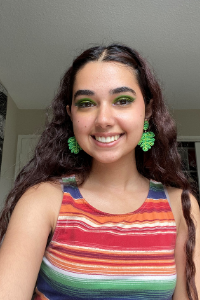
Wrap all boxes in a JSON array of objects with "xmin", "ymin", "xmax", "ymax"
[{"xmin": 73, "ymin": 61, "xmax": 139, "ymax": 93}]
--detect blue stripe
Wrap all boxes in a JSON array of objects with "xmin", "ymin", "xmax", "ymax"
[{"xmin": 36, "ymin": 272, "xmax": 173, "ymax": 300}]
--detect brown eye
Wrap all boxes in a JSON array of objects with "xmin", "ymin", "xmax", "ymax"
[
  {"xmin": 83, "ymin": 102, "xmax": 92, "ymax": 107},
  {"xmin": 113, "ymin": 96, "xmax": 135, "ymax": 106},
  {"xmin": 75, "ymin": 99, "xmax": 96, "ymax": 108},
  {"xmin": 119, "ymin": 99, "xmax": 127, "ymax": 105}
]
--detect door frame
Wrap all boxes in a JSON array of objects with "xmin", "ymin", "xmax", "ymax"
[{"xmin": 178, "ymin": 136, "xmax": 200, "ymax": 195}]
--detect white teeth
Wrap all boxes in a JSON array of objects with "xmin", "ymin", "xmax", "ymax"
[
  {"xmin": 110, "ymin": 136, "xmax": 115, "ymax": 142},
  {"xmin": 95, "ymin": 135, "xmax": 120, "ymax": 143}
]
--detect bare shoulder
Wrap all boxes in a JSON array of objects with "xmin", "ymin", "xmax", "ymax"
[
  {"xmin": 166, "ymin": 186, "xmax": 199, "ymax": 231},
  {"xmin": 22, "ymin": 179, "xmax": 63, "ymax": 200},
  {"xmin": 10, "ymin": 180, "xmax": 64, "ymax": 233},
  {"xmin": 20, "ymin": 181, "xmax": 63, "ymax": 224},
  {"xmin": 0, "ymin": 180, "xmax": 63, "ymax": 299}
]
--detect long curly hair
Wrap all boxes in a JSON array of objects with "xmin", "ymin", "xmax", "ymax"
[{"xmin": 0, "ymin": 44, "xmax": 198, "ymax": 299}]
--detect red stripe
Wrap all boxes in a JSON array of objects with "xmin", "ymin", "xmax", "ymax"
[{"xmin": 54, "ymin": 227, "xmax": 176, "ymax": 249}]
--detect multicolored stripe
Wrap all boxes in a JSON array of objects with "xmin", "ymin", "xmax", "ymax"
[{"xmin": 34, "ymin": 178, "xmax": 177, "ymax": 300}]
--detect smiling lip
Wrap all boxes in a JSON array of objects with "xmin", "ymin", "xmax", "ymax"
[{"xmin": 91, "ymin": 133, "xmax": 124, "ymax": 144}]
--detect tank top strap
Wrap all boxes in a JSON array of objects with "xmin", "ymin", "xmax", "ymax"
[
  {"xmin": 61, "ymin": 175, "xmax": 77, "ymax": 191},
  {"xmin": 149, "ymin": 180, "xmax": 171, "ymax": 207}
]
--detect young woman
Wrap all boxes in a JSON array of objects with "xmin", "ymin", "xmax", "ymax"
[{"xmin": 0, "ymin": 44, "xmax": 199, "ymax": 300}]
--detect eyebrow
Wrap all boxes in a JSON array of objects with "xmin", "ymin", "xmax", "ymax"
[
  {"xmin": 74, "ymin": 89, "xmax": 94, "ymax": 99},
  {"xmin": 73, "ymin": 86, "xmax": 136, "ymax": 100},
  {"xmin": 110, "ymin": 86, "xmax": 136, "ymax": 95}
]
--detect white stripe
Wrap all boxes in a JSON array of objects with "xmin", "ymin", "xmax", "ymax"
[{"xmin": 58, "ymin": 215, "xmax": 176, "ymax": 229}]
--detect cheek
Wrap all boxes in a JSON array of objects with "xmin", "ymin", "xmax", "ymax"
[
  {"xmin": 72, "ymin": 116, "xmax": 91, "ymax": 135},
  {"xmin": 118, "ymin": 111, "xmax": 145, "ymax": 131}
]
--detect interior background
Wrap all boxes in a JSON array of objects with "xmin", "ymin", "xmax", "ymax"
[{"xmin": 0, "ymin": 0, "xmax": 200, "ymax": 207}]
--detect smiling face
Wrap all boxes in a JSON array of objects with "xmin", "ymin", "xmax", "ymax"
[{"xmin": 68, "ymin": 61, "xmax": 149, "ymax": 164}]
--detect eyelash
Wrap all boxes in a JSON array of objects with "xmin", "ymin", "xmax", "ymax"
[{"xmin": 75, "ymin": 99, "xmax": 96, "ymax": 108}]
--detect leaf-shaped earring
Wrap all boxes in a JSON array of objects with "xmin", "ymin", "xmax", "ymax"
[
  {"xmin": 68, "ymin": 136, "xmax": 82, "ymax": 154},
  {"xmin": 138, "ymin": 120, "xmax": 155, "ymax": 152}
]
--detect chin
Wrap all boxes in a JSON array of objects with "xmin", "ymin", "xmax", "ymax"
[{"xmin": 93, "ymin": 155, "xmax": 121, "ymax": 165}]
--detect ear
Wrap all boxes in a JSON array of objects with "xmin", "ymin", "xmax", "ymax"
[
  {"xmin": 66, "ymin": 105, "xmax": 72, "ymax": 121},
  {"xmin": 145, "ymin": 99, "xmax": 153, "ymax": 119}
]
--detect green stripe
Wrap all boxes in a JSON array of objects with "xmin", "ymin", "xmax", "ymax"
[
  {"xmin": 62, "ymin": 176, "xmax": 76, "ymax": 185},
  {"xmin": 41, "ymin": 261, "xmax": 176, "ymax": 293},
  {"xmin": 150, "ymin": 181, "xmax": 164, "ymax": 191}
]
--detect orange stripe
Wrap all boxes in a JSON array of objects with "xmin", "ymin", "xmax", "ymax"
[
  {"xmin": 59, "ymin": 206, "xmax": 175, "ymax": 224},
  {"xmin": 45, "ymin": 254, "xmax": 176, "ymax": 275}
]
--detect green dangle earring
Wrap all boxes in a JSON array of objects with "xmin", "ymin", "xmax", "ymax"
[
  {"xmin": 68, "ymin": 136, "xmax": 82, "ymax": 154},
  {"xmin": 138, "ymin": 120, "xmax": 155, "ymax": 152}
]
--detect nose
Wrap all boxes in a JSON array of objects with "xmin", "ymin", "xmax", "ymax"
[{"xmin": 95, "ymin": 103, "xmax": 114, "ymax": 128}]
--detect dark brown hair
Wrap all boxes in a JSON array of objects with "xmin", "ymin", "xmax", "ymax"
[{"xmin": 0, "ymin": 44, "xmax": 198, "ymax": 299}]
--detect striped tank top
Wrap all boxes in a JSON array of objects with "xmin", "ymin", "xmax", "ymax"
[{"xmin": 34, "ymin": 177, "xmax": 177, "ymax": 300}]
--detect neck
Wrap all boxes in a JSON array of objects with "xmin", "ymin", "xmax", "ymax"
[{"xmin": 87, "ymin": 154, "xmax": 143, "ymax": 191}]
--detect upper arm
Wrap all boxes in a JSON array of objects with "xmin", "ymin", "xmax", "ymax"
[
  {"xmin": 168, "ymin": 188, "xmax": 200, "ymax": 300},
  {"xmin": 0, "ymin": 182, "xmax": 63, "ymax": 300}
]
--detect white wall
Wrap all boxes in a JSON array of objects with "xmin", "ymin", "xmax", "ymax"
[
  {"xmin": 173, "ymin": 109, "xmax": 200, "ymax": 137},
  {"xmin": 17, "ymin": 109, "xmax": 46, "ymax": 135},
  {"xmin": 0, "ymin": 102, "xmax": 46, "ymax": 209}
]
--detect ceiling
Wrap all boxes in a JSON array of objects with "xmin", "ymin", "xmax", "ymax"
[{"xmin": 0, "ymin": 0, "xmax": 200, "ymax": 110}]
